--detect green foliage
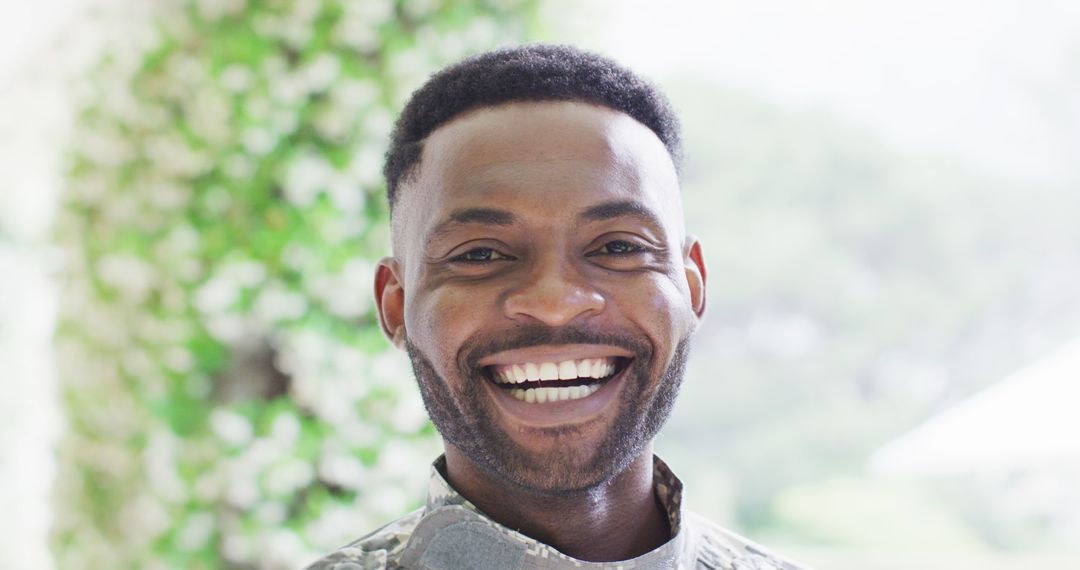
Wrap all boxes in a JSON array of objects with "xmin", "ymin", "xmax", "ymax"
[{"xmin": 54, "ymin": 1, "xmax": 539, "ymax": 567}]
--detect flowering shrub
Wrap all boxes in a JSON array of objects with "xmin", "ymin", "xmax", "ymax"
[{"xmin": 54, "ymin": 1, "xmax": 538, "ymax": 567}]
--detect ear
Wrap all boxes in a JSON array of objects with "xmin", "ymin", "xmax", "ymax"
[
  {"xmin": 373, "ymin": 257, "xmax": 406, "ymax": 349},
  {"xmin": 684, "ymin": 237, "xmax": 707, "ymax": 319}
]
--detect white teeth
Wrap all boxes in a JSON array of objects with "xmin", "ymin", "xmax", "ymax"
[
  {"xmin": 539, "ymin": 362, "xmax": 559, "ymax": 380},
  {"xmin": 491, "ymin": 357, "xmax": 621, "ymax": 395},
  {"xmin": 507, "ymin": 383, "xmax": 602, "ymax": 403},
  {"xmin": 493, "ymin": 358, "xmax": 617, "ymax": 382}
]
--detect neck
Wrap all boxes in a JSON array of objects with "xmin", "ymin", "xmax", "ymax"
[{"xmin": 442, "ymin": 445, "xmax": 671, "ymax": 562}]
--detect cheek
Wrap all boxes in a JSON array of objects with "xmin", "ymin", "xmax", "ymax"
[
  {"xmin": 404, "ymin": 281, "xmax": 495, "ymax": 363},
  {"xmin": 611, "ymin": 274, "xmax": 696, "ymax": 351}
]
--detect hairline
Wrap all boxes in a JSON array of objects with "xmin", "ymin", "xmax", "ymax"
[{"xmin": 389, "ymin": 99, "xmax": 681, "ymax": 221}]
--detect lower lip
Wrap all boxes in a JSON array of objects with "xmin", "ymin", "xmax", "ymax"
[{"xmin": 483, "ymin": 364, "xmax": 630, "ymax": 429}]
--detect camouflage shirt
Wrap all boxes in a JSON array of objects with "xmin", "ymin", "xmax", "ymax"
[{"xmin": 305, "ymin": 456, "xmax": 807, "ymax": 570}]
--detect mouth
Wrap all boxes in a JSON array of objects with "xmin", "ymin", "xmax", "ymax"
[{"xmin": 481, "ymin": 356, "xmax": 631, "ymax": 403}]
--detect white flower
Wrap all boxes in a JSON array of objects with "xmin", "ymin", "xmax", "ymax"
[
  {"xmin": 349, "ymin": 145, "xmax": 384, "ymax": 189},
  {"xmin": 144, "ymin": 430, "xmax": 185, "ymax": 503},
  {"xmin": 219, "ymin": 64, "xmax": 254, "ymax": 93},
  {"xmin": 194, "ymin": 276, "xmax": 238, "ymax": 315},
  {"xmin": 176, "ymin": 512, "xmax": 215, "ymax": 552},
  {"xmin": 163, "ymin": 346, "xmax": 195, "ymax": 373},
  {"xmin": 303, "ymin": 54, "xmax": 341, "ymax": 93},
  {"xmin": 331, "ymin": 79, "xmax": 379, "ymax": 112},
  {"xmin": 305, "ymin": 504, "xmax": 371, "ymax": 550},
  {"xmin": 257, "ymin": 528, "xmax": 310, "ymax": 570},
  {"xmin": 270, "ymin": 74, "xmax": 305, "ymax": 107},
  {"xmin": 268, "ymin": 414, "xmax": 299, "ymax": 449},
  {"xmin": 220, "ymin": 154, "xmax": 252, "ymax": 180},
  {"xmin": 96, "ymin": 253, "xmax": 154, "ymax": 303},
  {"xmin": 318, "ymin": 451, "xmax": 366, "ymax": 491},
  {"xmin": 210, "ymin": 409, "xmax": 253, "ymax": 447},
  {"xmin": 221, "ymin": 533, "xmax": 253, "ymax": 563},
  {"xmin": 305, "ymin": 258, "xmax": 374, "ymax": 319},
  {"xmin": 271, "ymin": 108, "xmax": 299, "ymax": 137},
  {"xmin": 371, "ymin": 350, "xmax": 411, "ymax": 389},
  {"xmin": 253, "ymin": 284, "xmax": 308, "ymax": 324},
  {"xmin": 365, "ymin": 484, "xmax": 408, "ymax": 518},
  {"xmin": 242, "ymin": 128, "xmax": 277, "ymax": 155},
  {"xmin": 161, "ymin": 224, "xmax": 200, "ymax": 255},
  {"xmin": 332, "ymin": 16, "xmax": 380, "ymax": 52},
  {"xmin": 254, "ymin": 501, "xmax": 287, "ymax": 525},
  {"xmin": 224, "ymin": 472, "xmax": 260, "ymax": 510},
  {"xmin": 327, "ymin": 174, "xmax": 364, "ymax": 216},
  {"xmin": 206, "ymin": 314, "xmax": 257, "ymax": 344},
  {"xmin": 119, "ymin": 494, "xmax": 171, "ymax": 543},
  {"xmin": 188, "ymin": 86, "xmax": 232, "ymax": 145},
  {"xmin": 281, "ymin": 244, "xmax": 315, "ymax": 271},
  {"xmin": 263, "ymin": 460, "xmax": 314, "ymax": 497},
  {"xmin": 402, "ymin": 0, "xmax": 439, "ymax": 20},
  {"xmin": 346, "ymin": 0, "xmax": 394, "ymax": 26},
  {"xmin": 196, "ymin": 0, "xmax": 247, "ymax": 22},
  {"xmin": 221, "ymin": 260, "xmax": 268, "ymax": 288},
  {"xmin": 314, "ymin": 103, "xmax": 351, "ymax": 143},
  {"xmin": 146, "ymin": 179, "xmax": 191, "ymax": 211},
  {"xmin": 390, "ymin": 392, "xmax": 429, "ymax": 434},
  {"xmin": 361, "ymin": 107, "xmax": 394, "ymax": 143},
  {"xmin": 283, "ymin": 152, "xmax": 334, "ymax": 207}
]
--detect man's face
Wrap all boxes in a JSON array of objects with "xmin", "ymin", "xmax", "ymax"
[{"xmin": 375, "ymin": 102, "xmax": 706, "ymax": 494}]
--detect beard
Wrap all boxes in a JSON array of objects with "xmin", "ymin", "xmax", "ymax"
[{"xmin": 404, "ymin": 324, "xmax": 692, "ymax": 496}]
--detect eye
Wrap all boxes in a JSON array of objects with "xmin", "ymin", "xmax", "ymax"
[
  {"xmin": 448, "ymin": 247, "xmax": 514, "ymax": 264},
  {"xmin": 590, "ymin": 239, "xmax": 650, "ymax": 256}
]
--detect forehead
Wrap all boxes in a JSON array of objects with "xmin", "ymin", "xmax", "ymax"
[{"xmin": 393, "ymin": 102, "xmax": 681, "ymax": 246}]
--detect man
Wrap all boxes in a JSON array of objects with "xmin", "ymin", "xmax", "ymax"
[{"xmin": 307, "ymin": 44, "xmax": 806, "ymax": 570}]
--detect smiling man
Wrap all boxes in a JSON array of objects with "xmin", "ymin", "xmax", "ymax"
[{"xmin": 306, "ymin": 45, "xmax": 805, "ymax": 570}]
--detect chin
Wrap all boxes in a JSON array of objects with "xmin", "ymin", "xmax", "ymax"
[{"xmin": 406, "ymin": 332, "xmax": 692, "ymax": 496}]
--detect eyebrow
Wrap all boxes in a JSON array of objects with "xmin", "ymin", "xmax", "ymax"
[
  {"xmin": 426, "ymin": 199, "xmax": 664, "ymax": 242},
  {"xmin": 428, "ymin": 207, "xmax": 517, "ymax": 241},
  {"xmin": 578, "ymin": 199, "xmax": 664, "ymax": 231}
]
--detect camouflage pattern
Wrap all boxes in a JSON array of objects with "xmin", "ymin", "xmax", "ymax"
[{"xmin": 305, "ymin": 456, "xmax": 809, "ymax": 570}]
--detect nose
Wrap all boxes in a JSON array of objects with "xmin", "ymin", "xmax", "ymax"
[{"xmin": 503, "ymin": 256, "xmax": 606, "ymax": 326}]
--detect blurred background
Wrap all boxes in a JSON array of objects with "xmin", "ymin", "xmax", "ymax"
[{"xmin": 2, "ymin": 0, "xmax": 1079, "ymax": 568}]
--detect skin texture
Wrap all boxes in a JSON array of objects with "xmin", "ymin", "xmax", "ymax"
[{"xmin": 373, "ymin": 101, "xmax": 707, "ymax": 562}]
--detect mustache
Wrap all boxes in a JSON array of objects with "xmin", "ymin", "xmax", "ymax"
[{"xmin": 459, "ymin": 324, "xmax": 653, "ymax": 373}]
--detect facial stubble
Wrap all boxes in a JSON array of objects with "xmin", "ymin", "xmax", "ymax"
[{"xmin": 404, "ymin": 326, "xmax": 692, "ymax": 496}]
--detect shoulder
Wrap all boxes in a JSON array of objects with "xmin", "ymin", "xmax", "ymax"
[
  {"xmin": 303, "ymin": 508, "xmax": 425, "ymax": 570},
  {"xmin": 685, "ymin": 511, "xmax": 813, "ymax": 570}
]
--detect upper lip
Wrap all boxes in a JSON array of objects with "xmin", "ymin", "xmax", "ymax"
[{"xmin": 476, "ymin": 344, "xmax": 635, "ymax": 367}]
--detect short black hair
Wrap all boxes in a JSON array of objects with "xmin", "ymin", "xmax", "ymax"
[{"xmin": 383, "ymin": 44, "xmax": 682, "ymax": 213}]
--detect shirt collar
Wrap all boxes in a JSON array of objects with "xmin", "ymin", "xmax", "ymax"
[{"xmin": 415, "ymin": 454, "xmax": 689, "ymax": 567}]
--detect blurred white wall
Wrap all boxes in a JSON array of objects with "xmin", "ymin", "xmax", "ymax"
[{"xmin": 0, "ymin": 2, "xmax": 102, "ymax": 568}]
